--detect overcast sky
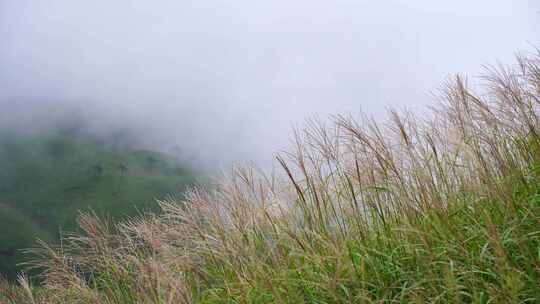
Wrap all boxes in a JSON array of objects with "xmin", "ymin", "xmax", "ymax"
[{"xmin": 0, "ymin": 1, "xmax": 538, "ymax": 169}]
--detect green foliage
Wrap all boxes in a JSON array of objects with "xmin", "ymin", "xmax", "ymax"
[{"xmin": 0, "ymin": 132, "xmax": 196, "ymax": 279}]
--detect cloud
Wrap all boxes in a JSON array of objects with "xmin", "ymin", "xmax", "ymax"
[{"xmin": 0, "ymin": 0, "xmax": 538, "ymax": 168}]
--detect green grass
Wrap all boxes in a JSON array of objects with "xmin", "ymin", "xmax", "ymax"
[
  {"xmin": 0, "ymin": 132, "xmax": 197, "ymax": 279},
  {"xmin": 191, "ymin": 179, "xmax": 540, "ymax": 303}
]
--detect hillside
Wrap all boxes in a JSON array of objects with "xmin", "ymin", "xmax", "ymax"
[{"xmin": 0, "ymin": 132, "xmax": 197, "ymax": 278}]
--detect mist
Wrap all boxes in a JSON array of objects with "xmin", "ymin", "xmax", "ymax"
[{"xmin": 0, "ymin": 1, "xmax": 538, "ymax": 169}]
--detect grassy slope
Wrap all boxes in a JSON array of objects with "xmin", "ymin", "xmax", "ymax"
[
  {"xmin": 0, "ymin": 133, "xmax": 196, "ymax": 278},
  {"xmin": 193, "ymin": 170, "xmax": 540, "ymax": 303}
]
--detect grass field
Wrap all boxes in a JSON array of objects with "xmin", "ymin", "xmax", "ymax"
[
  {"xmin": 1, "ymin": 53, "xmax": 540, "ymax": 303},
  {"xmin": 0, "ymin": 132, "xmax": 197, "ymax": 279}
]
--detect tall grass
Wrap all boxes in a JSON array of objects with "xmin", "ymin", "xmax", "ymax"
[{"xmin": 2, "ymin": 53, "xmax": 540, "ymax": 303}]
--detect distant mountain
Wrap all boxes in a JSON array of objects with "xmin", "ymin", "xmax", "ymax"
[{"xmin": 0, "ymin": 132, "xmax": 197, "ymax": 278}]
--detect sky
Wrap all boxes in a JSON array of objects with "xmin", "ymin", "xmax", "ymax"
[{"xmin": 0, "ymin": 1, "xmax": 539, "ymax": 169}]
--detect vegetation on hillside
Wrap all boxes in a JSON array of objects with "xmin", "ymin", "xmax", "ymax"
[
  {"xmin": 2, "ymin": 53, "xmax": 540, "ymax": 303},
  {"xmin": 0, "ymin": 133, "xmax": 196, "ymax": 278}
]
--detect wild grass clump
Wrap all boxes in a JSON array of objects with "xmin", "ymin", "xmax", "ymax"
[{"xmin": 2, "ymin": 53, "xmax": 540, "ymax": 303}]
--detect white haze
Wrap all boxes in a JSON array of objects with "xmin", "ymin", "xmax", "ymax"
[{"xmin": 0, "ymin": 1, "xmax": 538, "ymax": 169}]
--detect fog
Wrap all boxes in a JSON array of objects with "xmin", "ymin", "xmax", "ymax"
[{"xmin": 0, "ymin": 1, "xmax": 538, "ymax": 169}]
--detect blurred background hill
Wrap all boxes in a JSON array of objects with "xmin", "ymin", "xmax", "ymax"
[{"xmin": 0, "ymin": 129, "xmax": 197, "ymax": 278}]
